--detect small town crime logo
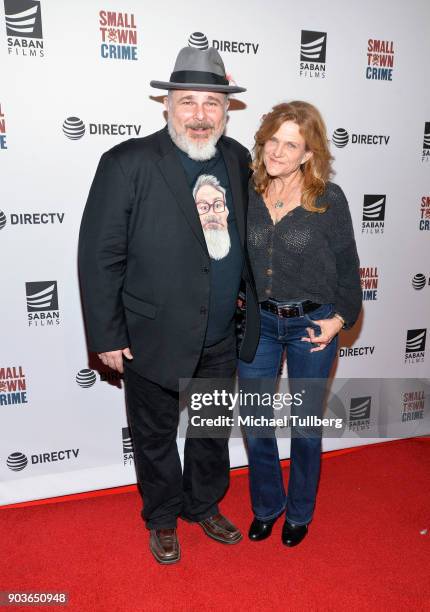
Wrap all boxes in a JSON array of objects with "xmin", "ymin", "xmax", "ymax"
[
  {"xmin": 366, "ymin": 39, "xmax": 394, "ymax": 81},
  {"xmin": 0, "ymin": 366, "xmax": 28, "ymax": 406},
  {"xmin": 0, "ymin": 103, "xmax": 7, "ymax": 150},
  {"xmin": 99, "ymin": 10, "xmax": 137, "ymax": 60},
  {"xmin": 419, "ymin": 196, "xmax": 430, "ymax": 230},
  {"xmin": 401, "ymin": 390, "xmax": 425, "ymax": 422},
  {"xmin": 360, "ymin": 267, "xmax": 378, "ymax": 301}
]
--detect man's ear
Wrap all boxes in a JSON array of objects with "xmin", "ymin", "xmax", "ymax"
[{"xmin": 163, "ymin": 96, "xmax": 169, "ymax": 112}]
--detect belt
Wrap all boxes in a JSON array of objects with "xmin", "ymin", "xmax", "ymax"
[{"xmin": 260, "ymin": 299, "xmax": 321, "ymax": 318}]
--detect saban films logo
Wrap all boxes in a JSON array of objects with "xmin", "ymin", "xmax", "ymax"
[
  {"xmin": 348, "ymin": 396, "xmax": 371, "ymax": 432},
  {"xmin": 299, "ymin": 30, "xmax": 326, "ymax": 78},
  {"xmin": 405, "ymin": 329, "xmax": 426, "ymax": 364},
  {"xmin": 122, "ymin": 427, "xmax": 134, "ymax": 465},
  {"xmin": 26, "ymin": 281, "xmax": 60, "ymax": 327},
  {"xmin": 99, "ymin": 10, "xmax": 138, "ymax": 60},
  {"xmin": 422, "ymin": 123, "xmax": 430, "ymax": 163},
  {"xmin": 4, "ymin": 0, "xmax": 44, "ymax": 57},
  {"xmin": 0, "ymin": 366, "xmax": 28, "ymax": 406},
  {"xmin": 362, "ymin": 195, "xmax": 385, "ymax": 234}
]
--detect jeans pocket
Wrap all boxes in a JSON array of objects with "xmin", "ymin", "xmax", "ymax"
[{"xmin": 303, "ymin": 303, "xmax": 335, "ymax": 325}]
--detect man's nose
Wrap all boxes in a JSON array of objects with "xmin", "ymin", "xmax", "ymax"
[{"xmin": 194, "ymin": 104, "xmax": 206, "ymax": 121}]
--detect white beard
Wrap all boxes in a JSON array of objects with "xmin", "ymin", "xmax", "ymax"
[
  {"xmin": 167, "ymin": 118, "xmax": 223, "ymax": 161},
  {"xmin": 203, "ymin": 228, "xmax": 231, "ymax": 260}
]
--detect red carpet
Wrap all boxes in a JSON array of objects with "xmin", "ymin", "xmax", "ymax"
[{"xmin": 1, "ymin": 438, "xmax": 429, "ymax": 611}]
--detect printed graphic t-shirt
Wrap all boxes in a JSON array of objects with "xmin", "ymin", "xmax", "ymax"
[{"xmin": 175, "ymin": 145, "xmax": 244, "ymax": 347}]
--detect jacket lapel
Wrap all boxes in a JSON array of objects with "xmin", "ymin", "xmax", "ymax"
[
  {"xmin": 156, "ymin": 128, "xmax": 208, "ymax": 255},
  {"xmin": 218, "ymin": 138, "xmax": 246, "ymax": 247}
]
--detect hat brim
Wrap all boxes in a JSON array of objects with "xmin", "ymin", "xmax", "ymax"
[{"xmin": 150, "ymin": 80, "xmax": 246, "ymax": 94}]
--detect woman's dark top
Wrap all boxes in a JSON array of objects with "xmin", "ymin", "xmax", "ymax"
[{"xmin": 247, "ymin": 180, "xmax": 362, "ymax": 328}]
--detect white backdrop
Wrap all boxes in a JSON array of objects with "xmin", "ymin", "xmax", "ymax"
[{"xmin": 1, "ymin": 0, "xmax": 429, "ymax": 504}]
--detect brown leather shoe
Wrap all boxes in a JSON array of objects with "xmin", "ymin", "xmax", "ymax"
[
  {"xmin": 199, "ymin": 513, "xmax": 243, "ymax": 544},
  {"xmin": 149, "ymin": 528, "xmax": 180, "ymax": 564}
]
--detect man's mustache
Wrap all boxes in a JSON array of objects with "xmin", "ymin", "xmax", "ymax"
[
  {"xmin": 186, "ymin": 121, "xmax": 214, "ymax": 130},
  {"xmin": 202, "ymin": 214, "xmax": 225, "ymax": 226}
]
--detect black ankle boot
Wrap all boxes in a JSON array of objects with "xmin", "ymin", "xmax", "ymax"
[
  {"xmin": 248, "ymin": 516, "xmax": 278, "ymax": 541},
  {"xmin": 281, "ymin": 520, "xmax": 308, "ymax": 547}
]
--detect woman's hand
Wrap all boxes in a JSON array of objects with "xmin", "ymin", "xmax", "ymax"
[{"xmin": 301, "ymin": 317, "xmax": 343, "ymax": 352}]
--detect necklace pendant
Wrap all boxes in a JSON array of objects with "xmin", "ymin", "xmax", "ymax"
[{"xmin": 274, "ymin": 200, "xmax": 284, "ymax": 209}]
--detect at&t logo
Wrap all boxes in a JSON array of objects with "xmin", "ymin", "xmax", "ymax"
[
  {"xmin": 7, "ymin": 452, "xmax": 28, "ymax": 471},
  {"xmin": 76, "ymin": 369, "xmax": 97, "ymax": 388},
  {"xmin": 412, "ymin": 274, "xmax": 429, "ymax": 291}
]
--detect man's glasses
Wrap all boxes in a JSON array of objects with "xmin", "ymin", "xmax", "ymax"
[{"xmin": 196, "ymin": 199, "xmax": 226, "ymax": 215}]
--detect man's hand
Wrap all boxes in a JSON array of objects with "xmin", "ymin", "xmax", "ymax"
[
  {"xmin": 97, "ymin": 348, "xmax": 133, "ymax": 373},
  {"xmin": 301, "ymin": 317, "xmax": 343, "ymax": 353}
]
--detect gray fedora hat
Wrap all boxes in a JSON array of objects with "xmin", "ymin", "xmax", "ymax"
[{"xmin": 150, "ymin": 46, "xmax": 246, "ymax": 93}]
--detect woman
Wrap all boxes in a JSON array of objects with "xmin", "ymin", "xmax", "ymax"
[{"xmin": 239, "ymin": 101, "xmax": 362, "ymax": 547}]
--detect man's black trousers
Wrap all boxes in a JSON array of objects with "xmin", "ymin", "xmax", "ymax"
[{"xmin": 124, "ymin": 334, "xmax": 237, "ymax": 529}]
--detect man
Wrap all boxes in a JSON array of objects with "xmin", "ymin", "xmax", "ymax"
[
  {"xmin": 78, "ymin": 45, "xmax": 259, "ymax": 564},
  {"xmin": 193, "ymin": 174, "xmax": 230, "ymax": 260}
]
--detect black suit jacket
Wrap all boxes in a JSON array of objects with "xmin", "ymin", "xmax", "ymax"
[{"xmin": 78, "ymin": 126, "xmax": 260, "ymax": 390}]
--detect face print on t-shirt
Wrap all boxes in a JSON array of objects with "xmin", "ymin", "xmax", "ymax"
[{"xmin": 193, "ymin": 174, "xmax": 231, "ymax": 260}]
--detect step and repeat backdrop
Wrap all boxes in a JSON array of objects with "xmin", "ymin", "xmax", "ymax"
[{"xmin": 1, "ymin": 0, "xmax": 429, "ymax": 504}]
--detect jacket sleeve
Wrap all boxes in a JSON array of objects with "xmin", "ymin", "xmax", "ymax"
[
  {"xmin": 330, "ymin": 185, "xmax": 362, "ymax": 329},
  {"xmin": 78, "ymin": 151, "xmax": 133, "ymax": 352}
]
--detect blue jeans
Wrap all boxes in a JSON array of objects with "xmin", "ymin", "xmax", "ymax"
[{"xmin": 238, "ymin": 303, "xmax": 338, "ymax": 526}]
